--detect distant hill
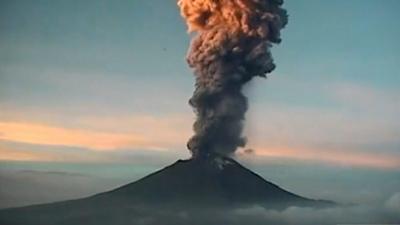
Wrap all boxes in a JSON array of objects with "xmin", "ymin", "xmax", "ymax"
[{"xmin": 0, "ymin": 156, "xmax": 334, "ymax": 225}]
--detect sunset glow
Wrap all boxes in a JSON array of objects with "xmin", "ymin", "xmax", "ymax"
[
  {"xmin": 253, "ymin": 146, "xmax": 400, "ymax": 169},
  {"xmin": 1, "ymin": 120, "xmax": 398, "ymax": 170},
  {"xmin": 0, "ymin": 120, "xmax": 186, "ymax": 151}
]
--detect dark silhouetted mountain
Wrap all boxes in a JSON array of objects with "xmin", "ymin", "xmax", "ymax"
[{"xmin": 0, "ymin": 156, "xmax": 334, "ymax": 225}]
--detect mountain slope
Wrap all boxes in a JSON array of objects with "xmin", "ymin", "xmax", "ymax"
[{"xmin": 0, "ymin": 157, "xmax": 334, "ymax": 225}]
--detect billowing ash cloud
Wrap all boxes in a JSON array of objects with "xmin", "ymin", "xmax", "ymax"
[{"xmin": 177, "ymin": 0, "xmax": 288, "ymax": 158}]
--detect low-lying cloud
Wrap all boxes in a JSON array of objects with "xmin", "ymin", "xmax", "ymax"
[
  {"xmin": 133, "ymin": 194, "xmax": 400, "ymax": 225},
  {"xmin": 113, "ymin": 194, "xmax": 400, "ymax": 225}
]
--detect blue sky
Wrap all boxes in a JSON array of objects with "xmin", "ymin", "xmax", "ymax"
[{"xmin": 0, "ymin": 0, "xmax": 399, "ymax": 208}]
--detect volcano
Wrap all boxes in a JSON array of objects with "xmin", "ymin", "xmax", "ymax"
[{"xmin": 0, "ymin": 156, "xmax": 333, "ymax": 225}]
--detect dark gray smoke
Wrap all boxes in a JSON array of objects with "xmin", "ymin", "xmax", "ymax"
[{"xmin": 178, "ymin": 0, "xmax": 288, "ymax": 158}]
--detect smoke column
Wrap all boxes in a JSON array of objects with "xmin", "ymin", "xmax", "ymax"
[{"xmin": 178, "ymin": 0, "xmax": 287, "ymax": 159}]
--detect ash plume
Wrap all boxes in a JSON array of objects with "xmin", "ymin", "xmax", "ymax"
[{"xmin": 178, "ymin": 0, "xmax": 288, "ymax": 159}]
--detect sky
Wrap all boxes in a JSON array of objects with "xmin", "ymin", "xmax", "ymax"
[{"xmin": 0, "ymin": 0, "xmax": 399, "ymax": 209}]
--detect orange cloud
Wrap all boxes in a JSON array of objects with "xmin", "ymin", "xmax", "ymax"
[
  {"xmin": 1, "ymin": 118, "xmax": 398, "ymax": 170},
  {"xmin": 0, "ymin": 120, "xmax": 187, "ymax": 151},
  {"xmin": 251, "ymin": 146, "xmax": 400, "ymax": 170},
  {"xmin": 75, "ymin": 115, "xmax": 191, "ymax": 144},
  {"xmin": 0, "ymin": 145, "xmax": 123, "ymax": 163},
  {"xmin": 0, "ymin": 147, "xmax": 56, "ymax": 162}
]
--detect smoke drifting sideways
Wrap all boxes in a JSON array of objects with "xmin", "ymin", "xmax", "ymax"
[{"xmin": 177, "ymin": 0, "xmax": 288, "ymax": 158}]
